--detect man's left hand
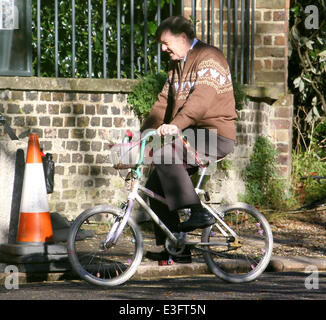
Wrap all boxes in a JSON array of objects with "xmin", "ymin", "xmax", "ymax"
[{"xmin": 156, "ymin": 124, "xmax": 179, "ymax": 136}]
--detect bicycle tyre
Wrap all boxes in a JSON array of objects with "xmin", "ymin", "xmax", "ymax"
[
  {"xmin": 67, "ymin": 205, "xmax": 143, "ymax": 287},
  {"xmin": 201, "ymin": 202, "xmax": 273, "ymax": 283}
]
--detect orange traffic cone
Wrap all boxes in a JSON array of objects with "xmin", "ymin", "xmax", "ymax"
[{"xmin": 16, "ymin": 133, "xmax": 54, "ymax": 244}]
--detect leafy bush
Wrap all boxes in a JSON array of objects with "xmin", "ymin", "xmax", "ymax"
[
  {"xmin": 292, "ymin": 147, "xmax": 326, "ymax": 206},
  {"xmin": 240, "ymin": 136, "xmax": 288, "ymax": 209},
  {"xmin": 127, "ymin": 71, "xmax": 168, "ymax": 121}
]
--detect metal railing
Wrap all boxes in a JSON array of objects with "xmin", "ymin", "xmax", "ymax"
[{"xmin": 33, "ymin": 0, "xmax": 255, "ymax": 84}]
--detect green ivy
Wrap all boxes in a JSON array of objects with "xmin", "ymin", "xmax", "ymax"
[{"xmin": 232, "ymin": 76, "xmax": 248, "ymax": 111}]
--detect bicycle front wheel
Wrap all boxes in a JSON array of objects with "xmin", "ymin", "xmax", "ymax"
[
  {"xmin": 67, "ymin": 205, "xmax": 143, "ymax": 287},
  {"xmin": 202, "ymin": 202, "xmax": 273, "ymax": 283}
]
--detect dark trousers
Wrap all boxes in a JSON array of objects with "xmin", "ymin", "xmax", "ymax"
[{"xmin": 145, "ymin": 128, "xmax": 234, "ymax": 245}]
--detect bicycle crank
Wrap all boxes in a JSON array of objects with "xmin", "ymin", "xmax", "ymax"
[{"xmin": 165, "ymin": 233, "xmax": 186, "ymax": 256}]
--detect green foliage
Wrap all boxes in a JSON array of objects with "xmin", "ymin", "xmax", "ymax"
[
  {"xmin": 240, "ymin": 136, "xmax": 287, "ymax": 209},
  {"xmin": 127, "ymin": 71, "xmax": 168, "ymax": 121},
  {"xmin": 289, "ymin": 0, "xmax": 326, "ymax": 152},
  {"xmin": 232, "ymin": 77, "xmax": 249, "ymax": 111},
  {"xmin": 217, "ymin": 158, "xmax": 233, "ymax": 171},
  {"xmin": 31, "ymin": 0, "xmax": 175, "ymax": 78},
  {"xmin": 289, "ymin": 1, "xmax": 326, "ymax": 209},
  {"xmin": 292, "ymin": 146, "xmax": 326, "ymax": 205}
]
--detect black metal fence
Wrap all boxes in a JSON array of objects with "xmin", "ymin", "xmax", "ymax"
[{"xmin": 33, "ymin": 0, "xmax": 255, "ymax": 84}]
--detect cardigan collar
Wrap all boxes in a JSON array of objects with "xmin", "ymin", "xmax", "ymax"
[{"xmin": 184, "ymin": 38, "xmax": 198, "ymax": 62}]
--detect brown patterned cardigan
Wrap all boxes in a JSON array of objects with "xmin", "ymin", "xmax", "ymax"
[{"xmin": 141, "ymin": 40, "xmax": 238, "ymax": 141}]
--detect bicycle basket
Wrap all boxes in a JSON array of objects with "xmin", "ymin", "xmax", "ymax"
[{"xmin": 109, "ymin": 141, "xmax": 140, "ymax": 169}]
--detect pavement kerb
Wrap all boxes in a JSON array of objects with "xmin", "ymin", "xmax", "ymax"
[
  {"xmin": 1, "ymin": 255, "xmax": 326, "ymax": 286},
  {"xmin": 135, "ymin": 255, "xmax": 326, "ymax": 278},
  {"xmin": 267, "ymin": 256, "xmax": 326, "ymax": 272}
]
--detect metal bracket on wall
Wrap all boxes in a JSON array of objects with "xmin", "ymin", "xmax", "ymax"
[{"xmin": 0, "ymin": 113, "xmax": 19, "ymax": 140}]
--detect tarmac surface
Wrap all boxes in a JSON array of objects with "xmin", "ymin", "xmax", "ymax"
[
  {"xmin": 1, "ymin": 217, "xmax": 326, "ymax": 285},
  {"xmin": 1, "ymin": 249, "xmax": 326, "ymax": 286}
]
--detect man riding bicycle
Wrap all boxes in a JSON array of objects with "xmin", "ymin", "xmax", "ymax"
[{"xmin": 140, "ymin": 16, "xmax": 237, "ymax": 263}]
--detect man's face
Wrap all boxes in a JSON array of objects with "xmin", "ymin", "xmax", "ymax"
[{"xmin": 159, "ymin": 30, "xmax": 190, "ymax": 61}]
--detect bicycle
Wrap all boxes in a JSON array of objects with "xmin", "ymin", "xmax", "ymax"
[{"xmin": 67, "ymin": 130, "xmax": 273, "ymax": 287}]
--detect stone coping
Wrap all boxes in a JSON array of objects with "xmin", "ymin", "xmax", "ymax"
[
  {"xmin": 0, "ymin": 76, "xmax": 286, "ymax": 100},
  {"xmin": 0, "ymin": 77, "xmax": 139, "ymax": 93}
]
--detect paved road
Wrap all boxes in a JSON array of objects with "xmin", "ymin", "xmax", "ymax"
[{"xmin": 0, "ymin": 272, "xmax": 325, "ymax": 301}]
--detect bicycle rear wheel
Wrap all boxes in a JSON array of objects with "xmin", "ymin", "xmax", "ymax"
[
  {"xmin": 67, "ymin": 205, "xmax": 143, "ymax": 287},
  {"xmin": 202, "ymin": 202, "xmax": 273, "ymax": 283}
]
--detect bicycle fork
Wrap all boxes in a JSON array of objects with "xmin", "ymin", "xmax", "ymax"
[
  {"xmin": 102, "ymin": 200, "xmax": 133, "ymax": 248},
  {"xmin": 102, "ymin": 181, "xmax": 139, "ymax": 248}
]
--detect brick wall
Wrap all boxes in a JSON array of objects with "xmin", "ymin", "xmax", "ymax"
[
  {"xmin": 236, "ymin": 95, "xmax": 293, "ymax": 177},
  {"xmin": 208, "ymin": 94, "xmax": 293, "ymax": 204},
  {"xmin": 0, "ymin": 77, "xmax": 293, "ymax": 219},
  {"xmin": 254, "ymin": 0, "xmax": 290, "ymax": 92},
  {"xmin": 0, "ymin": 78, "xmax": 141, "ymax": 220}
]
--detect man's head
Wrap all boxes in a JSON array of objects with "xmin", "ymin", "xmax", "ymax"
[{"xmin": 156, "ymin": 16, "xmax": 195, "ymax": 61}]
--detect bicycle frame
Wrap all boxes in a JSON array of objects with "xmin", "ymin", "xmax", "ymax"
[
  {"xmin": 105, "ymin": 176, "xmax": 239, "ymax": 249},
  {"xmin": 105, "ymin": 130, "xmax": 239, "ymax": 248}
]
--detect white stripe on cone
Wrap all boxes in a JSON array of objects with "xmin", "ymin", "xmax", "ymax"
[{"xmin": 20, "ymin": 163, "xmax": 49, "ymax": 213}]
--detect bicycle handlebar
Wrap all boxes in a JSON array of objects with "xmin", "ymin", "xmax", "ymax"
[
  {"xmin": 141, "ymin": 129, "xmax": 158, "ymax": 141},
  {"xmin": 122, "ymin": 129, "xmax": 206, "ymax": 177}
]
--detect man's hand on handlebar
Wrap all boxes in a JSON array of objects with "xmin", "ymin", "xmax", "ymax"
[{"xmin": 156, "ymin": 124, "xmax": 179, "ymax": 136}]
